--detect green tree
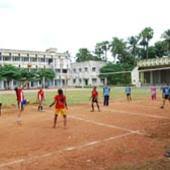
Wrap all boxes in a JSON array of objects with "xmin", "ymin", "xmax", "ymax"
[
  {"xmin": 76, "ymin": 48, "xmax": 101, "ymax": 62},
  {"xmin": 95, "ymin": 41, "xmax": 109, "ymax": 61},
  {"xmin": 154, "ymin": 41, "xmax": 166, "ymax": 57},
  {"xmin": 1, "ymin": 65, "xmax": 20, "ymax": 89},
  {"xmin": 161, "ymin": 29, "xmax": 170, "ymax": 56},
  {"xmin": 100, "ymin": 63, "xmax": 133, "ymax": 85},
  {"xmin": 109, "ymin": 37, "xmax": 126, "ymax": 63},
  {"xmin": 127, "ymin": 36, "xmax": 140, "ymax": 57},
  {"xmin": 37, "ymin": 69, "xmax": 55, "ymax": 87},
  {"xmin": 139, "ymin": 27, "xmax": 154, "ymax": 59}
]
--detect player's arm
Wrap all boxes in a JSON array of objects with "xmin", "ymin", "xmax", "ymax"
[
  {"xmin": 49, "ymin": 100, "xmax": 55, "ymax": 107},
  {"xmin": 65, "ymin": 100, "xmax": 68, "ymax": 110}
]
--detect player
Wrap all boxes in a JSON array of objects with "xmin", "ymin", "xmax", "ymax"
[
  {"xmin": 37, "ymin": 87, "xmax": 45, "ymax": 111},
  {"xmin": 150, "ymin": 84, "xmax": 157, "ymax": 100},
  {"xmin": 15, "ymin": 84, "xmax": 27, "ymax": 125},
  {"xmin": 49, "ymin": 89, "xmax": 68, "ymax": 128},
  {"xmin": 103, "ymin": 85, "xmax": 111, "ymax": 106},
  {"xmin": 125, "ymin": 85, "xmax": 132, "ymax": 101},
  {"xmin": 90, "ymin": 86, "xmax": 100, "ymax": 112},
  {"xmin": 160, "ymin": 83, "xmax": 170, "ymax": 109}
]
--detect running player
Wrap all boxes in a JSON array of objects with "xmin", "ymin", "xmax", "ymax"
[
  {"xmin": 160, "ymin": 83, "xmax": 170, "ymax": 109},
  {"xmin": 150, "ymin": 84, "xmax": 157, "ymax": 100},
  {"xmin": 90, "ymin": 86, "xmax": 100, "ymax": 112},
  {"xmin": 125, "ymin": 85, "xmax": 132, "ymax": 101},
  {"xmin": 49, "ymin": 89, "xmax": 68, "ymax": 128},
  {"xmin": 37, "ymin": 87, "xmax": 45, "ymax": 111}
]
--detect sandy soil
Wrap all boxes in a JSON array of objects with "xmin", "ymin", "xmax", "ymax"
[{"xmin": 0, "ymin": 99, "xmax": 170, "ymax": 170}]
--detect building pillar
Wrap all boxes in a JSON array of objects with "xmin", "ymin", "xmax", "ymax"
[
  {"xmin": 150, "ymin": 71, "xmax": 153, "ymax": 84},
  {"xmin": 140, "ymin": 72, "xmax": 144, "ymax": 84},
  {"xmin": 158, "ymin": 71, "xmax": 161, "ymax": 84}
]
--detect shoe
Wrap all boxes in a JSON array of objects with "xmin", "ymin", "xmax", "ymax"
[{"xmin": 160, "ymin": 106, "xmax": 164, "ymax": 109}]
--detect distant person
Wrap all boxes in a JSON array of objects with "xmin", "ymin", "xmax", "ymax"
[
  {"xmin": 15, "ymin": 83, "xmax": 28, "ymax": 125},
  {"xmin": 49, "ymin": 89, "xmax": 68, "ymax": 128},
  {"xmin": 37, "ymin": 87, "xmax": 45, "ymax": 111},
  {"xmin": 150, "ymin": 84, "xmax": 157, "ymax": 100},
  {"xmin": 125, "ymin": 85, "xmax": 132, "ymax": 101},
  {"xmin": 160, "ymin": 83, "xmax": 170, "ymax": 109},
  {"xmin": 103, "ymin": 85, "xmax": 111, "ymax": 106},
  {"xmin": 90, "ymin": 86, "xmax": 100, "ymax": 112}
]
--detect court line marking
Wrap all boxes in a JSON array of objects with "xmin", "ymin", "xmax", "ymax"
[
  {"xmin": 70, "ymin": 115, "xmax": 144, "ymax": 135},
  {"xmin": 109, "ymin": 109, "xmax": 170, "ymax": 120},
  {"xmin": 0, "ymin": 132, "xmax": 135, "ymax": 168}
]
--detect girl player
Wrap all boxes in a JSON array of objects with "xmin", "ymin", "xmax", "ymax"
[
  {"xmin": 49, "ymin": 89, "xmax": 68, "ymax": 128},
  {"xmin": 90, "ymin": 86, "xmax": 100, "ymax": 112},
  {"xmin": 15, "ymin": 84, "xmax": 27, "ymax": 124},
  {"xmin": 150, "ymin": 84, "xmax": 157, "ymax": 100},
  {"xmin": 37, "ymin": 87, "xmax": 45, "ymax": 111}
]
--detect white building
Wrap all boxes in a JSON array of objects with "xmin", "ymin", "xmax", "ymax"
[
  {"xmin": 69, "ymin": 60, "xmax": 106, "ymax": 87},
  {"xmin": 0, "ymin": 48, "xmax": 71, "ymax": 89}
]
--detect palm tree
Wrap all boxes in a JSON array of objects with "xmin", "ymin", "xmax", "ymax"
[
  {"xmin": 162, "ymin": 29, "xmax": 170, "ymax": 56},
  {"xmin": 127, "ymin": 36, "xmax": 140, "ymax": 57},
  {"xmin": 139, "ymin": 27, "xmax": 154, "ymax": 59},
  {"xmin": 109, "ymin": 37, "xmax": 126, "ymax": 63}
]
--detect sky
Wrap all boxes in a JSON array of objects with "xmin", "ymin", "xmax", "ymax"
[{"xmin": 0, "ymin": 0, "xmax": 170, "ymax": 58}]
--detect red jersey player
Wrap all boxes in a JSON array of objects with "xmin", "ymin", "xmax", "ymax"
[
  {"xmin": 37, "ymin": 87, "xmax": 45, "ymax": 111},
  {"xmin": 49, "ymin": 89, "xmax": 68, "ymax": 128},
  {"xmin": 90, "ymin": 86, "xmax": 100, "ymax": 112}
]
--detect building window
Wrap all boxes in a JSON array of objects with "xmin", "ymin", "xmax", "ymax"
[
  {"xmin": 92, "ymin": 67, "xmax": 96, "ymax": 72},
  {"xmin": 3, "ymin": 56, "xmax": 11, "ymax": 61},
  {"xmin": 73, "ymin": 79, "xmax": 76, "ymax": 84},
  {"xmin": 73, "ymin": 69, "xmax": 76, "ymax": 73},
  {"xmin": 79, "ymin": 68, "xmax": 82, "ymax": 72},
  {"xmin": 55, "ymin": 69, "xmax": 60, "ymax": 73},
  {"xmin": 92, "ymin": 78, "xmax": 97, "ymax": 84},
  {"xmin": 22, "ymin": 57, "xmax": 29, "ymax": 62},
  {"xmin": 79, "ymin": 79, "xmax": 82, "ymax": 83},
  {"xmin": 41, "ymin": 58, "xmax": 45, "ymax": 62},
  {"xmin": 14, "ymin": 57, "xmax": 20, "ymax": 61},
  {"xmin": 85, "ymin": 67, "xmax": 88, "ymax": 72},
  {"xmin": 30, "ymin": 57, "xmax": 37, "ymax": 62},
  {"xmin": 62, "ymin": 69, "xmax": 67, "ymax": 73}
]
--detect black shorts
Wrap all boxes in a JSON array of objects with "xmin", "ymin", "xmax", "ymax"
[
  {"xmin": 92, "ymin": 98, "xmax": 98, "ymax": 103},
  {"xmin": 126, "ymin": 93, "xmax": 131, "ymax": 96},
  {"xmin": 164, "ymin": 95, "xmax": 170, "ymax": 100}
]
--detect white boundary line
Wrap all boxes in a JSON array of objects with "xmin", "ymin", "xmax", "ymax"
[
  {"xmin": 109, "ymin": 109, "xmax": 170, "ymax": 120},
  {"xmin": 70, "ymin": 115, "xmax": 143, "ymax": 135},
  {"xmin": 0, "ymin": 132, "xmax": 134, "ymax": 169}
]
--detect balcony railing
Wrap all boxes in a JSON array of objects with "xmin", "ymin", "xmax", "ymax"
[{"xmin": 137, "ymin": 57, "xmax": 170, "ymax": 68}]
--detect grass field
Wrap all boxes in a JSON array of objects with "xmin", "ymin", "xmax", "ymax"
[{"xmin": 0, "ymin": 87, "xmax": 162, "ymax": 106}]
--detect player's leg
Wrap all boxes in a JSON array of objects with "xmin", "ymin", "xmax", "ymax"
[
  {"xmin": 91, "ymin": 100, "xmax": 94, "ymax": 112},
  {"xmin": 53, "ymin": 114, "xmax": 58, "ymax": 128},
  {"xmin": 96, "ymin": 101, "xmax": 100, "ymax": 112},
  {"xmin": 161, "ymin": 97, "xmax": 166, "ymax": 109},
  {"xmin": 17, "ymin": 102, "xmax": 23, "ymax": 125},
  {"xmin": 103, "ymin": 96, "xmax": 106, "ymax": 106},
  {"xmin": 63, "ymin": 115, "xmax": 67, "ymax": 128},
  {"xmin": 107, "ymin": 96, "xmax": 110, "ymax": 106}
]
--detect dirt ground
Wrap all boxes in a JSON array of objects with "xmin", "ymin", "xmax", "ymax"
[{"xmin": 0, "ymin": 99, "xmax": 170, "ymax": 170}]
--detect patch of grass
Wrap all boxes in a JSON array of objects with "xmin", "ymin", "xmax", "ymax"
[{"xmin": 0, "ymin": 87, "xmax": 161, "ymax": 106}]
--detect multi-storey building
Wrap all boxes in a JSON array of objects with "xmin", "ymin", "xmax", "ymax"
[
  {"xmin": 0, "ymin": 48, "xmax": 107, "ymax": 89},
  {"xmin": 0, "ymin": 48, "xmax": 71, "ymax": 89},
  {"xmin": 69, "ymin": 60, "xmax": 106, "ymax": 87}
]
